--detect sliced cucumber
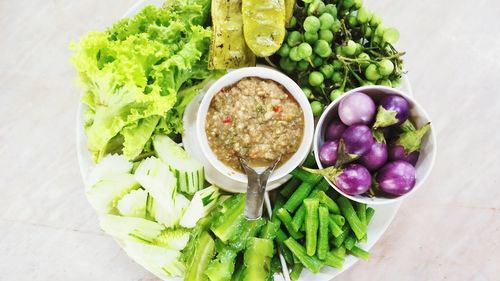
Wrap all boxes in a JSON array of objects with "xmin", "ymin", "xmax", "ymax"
[
  {"xmin": 86, "ymin": 174, "xmax": 140, "ymax": 215},
  {"xmin": 99, "ymin": 214, "xmax": 165, "ymax": 243},
  {"xmin": 153, "ymin": 135, "xmax": 205, "ymax": 194},
  {"xmin": 117, "ymin": 189, "xmax": 148, "ymax": 218}
]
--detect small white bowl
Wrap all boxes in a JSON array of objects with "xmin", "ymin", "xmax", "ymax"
[
  {"xmin": 197, "ymin": 67, "xmax": 315, "ymax": 184},
  {"xmin": 314, "ymin": 86, "xmax": 437, "ymax": 205}
]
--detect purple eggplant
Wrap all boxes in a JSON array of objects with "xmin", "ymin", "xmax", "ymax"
[
  {"xmin": 338, "ymin": 92, "xmax": 376, "ymax": 126},
  {"xmin": 388, "ymin": 143, "xmax": 419, "ymax": 166},
  {"xmin": 376, "ymin": 160, "xmax": 416, "ymax": 196},
  {"xmin": 373, "ymin": 94, "xmax": 410, "ymax": 128},
  {"xmin": 360, "ymin": 141, "xmax": 388, "ymax": 171},
  {"xmin": 319, "ymin": 140, "xmax": 339, "ymax": 166},
  {"xmin": 325, "ymin": 119, "xmax": 347, "ymax": 141},
  {"xmin": 304, "ymin": 164, "xmax": 372, "ymax": 195},
  {"xmin": 389, "ymin": 122, "xmax": 431, "ymax": 166},
  {"xmin": 341, "ymin": 125, "xmax": 375, "ymax": 156}
]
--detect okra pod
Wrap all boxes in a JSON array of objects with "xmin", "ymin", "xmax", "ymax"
[
  {"xmin": 333, "ymin": 225, "xmax": 349, "ymax": 248},
  {"xmin": 366, "ymin": 207, "xmax": 375, "ymax": 224},
  {"xmin": 280, "ymin": 177, "xmax": 302, "ymax": 198},
  {"xmin": 283, "ymin": 182, "xmax": 315, "ymax": 213},
  {"xmin": 344, "ymin": 235, "xmax": 356, "ymax": 250},
  {"xmin": 314, "ymin": 178, "xmax": 330, "ymax": 191},
  {"xmin": 304, "ymin": 198, "xmax": 320, "ymax": 256},
  {"xmin": 290, "ymin": 168, "xmax": 323, "ymax": 184},
  {"xmin": 278, "ymin": 241, "xmax": 295, "ymax": 265},
  {"xmin": 337, "ymin": 196, "xmax": 366, "ymax": 240},
  {"xmin": 284, "ymin": 237, "xmax": 323, "ymax": 273},
  {"xmin": 350, "ymin": 245, "xmax": 370, "ymax": 260},
  {"xmin": 328, "ymin": 216, "xmax": 343, "ymax": 238},
  {"xmin": 357, "ymin": 203, "xmax": 367, "ymax": 226},
  {"xmin": 324, "ymin": 252, "xmax": 344, "ymax": 269},
  {"xmin": 330, "ymin": 215, "xmax": 345, "ymax": 226},
  {"xmin": 331, "ymin": 246, "xmax": 346, "ymax": 258},
  {"xmin": 271, "ymin": 196, "xmax": 286, "ymax": 227},
  {"xmin": 289, "ymin": 263, "xmax": 304, "ymax": 281},
  {"xmin": 317, "ymin": 191, "xmax": 340, "ymax": 214},
  {"xmin": 317, "ymin": 206, "xmax": 330, "ymax": 260},
  {"xmin": 276, "ymin": 228, "xmax": 288, "ymax": 243},
  {"xmin": 291, "ymin": 205, "xmax": 306, "ymax": 232},
  {"xmin": 277, "ymin": 208, "xmax": 304, "ymax": 239}
]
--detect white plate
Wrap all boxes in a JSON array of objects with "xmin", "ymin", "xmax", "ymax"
[{"xmin": 75, "ymin": 1, "xmax": 412, "ymax": 280}]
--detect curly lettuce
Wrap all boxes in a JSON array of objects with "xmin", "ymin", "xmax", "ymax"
[{"xmin": 71, "ymin": 1, "xmax": 218, "ymax": 162}]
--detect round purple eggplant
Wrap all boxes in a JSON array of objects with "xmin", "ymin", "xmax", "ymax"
[
  {"xmin": 341, "ymin": 125, "xmax": 375, "ymax": 156},
  {"xmin": 360, "ymin": 141, "xmax": 388, "ymax": 171},
  {"xmin": 373, "ymin": 94, "xmax": 410, "ymax": 128},
  {"xmin": 376, "ymin": 160, "xmax": 416, "ymax": 196},
  {"xmin": 325, "ymin": 119, "xmax": 347, "ymax": 141},
  {"xmin": 391, "ymin": 122, "xmax": 431, "ymax": 166},
  {"xmin": 335, "ymin": 164, "xmax": 372, "ymax": 195},
  {"xmin": 319, "ymin": 140, "xmax": 339, "ymax": 166},
  {"xmin": 303, "ymin": 164, "xmax": 372, "ymax": 195},
  {"xmin": 388, "ymin": 142, "xmax": 419, "ymax": 166},
  {"xmin": 338, "ymin": 92, "xmax": 376, "ymax": 126}
]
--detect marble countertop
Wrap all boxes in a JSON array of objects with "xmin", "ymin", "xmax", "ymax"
[{"xmin": 1, "ymin": 0, "xmax": 499, "ymax": 280}]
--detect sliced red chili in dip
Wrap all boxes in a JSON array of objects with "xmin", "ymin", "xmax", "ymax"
[{"xmin": 205, "ymin": 77, "xmax": 304, "ymax": 172}]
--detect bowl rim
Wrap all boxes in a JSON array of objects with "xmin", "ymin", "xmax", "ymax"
[
  {"xmin": 196, "ymin": 66, "xmax": 315, "ymax": 183},
  {"xmin": 314, "ymin": 85, "xmax": 437, "ymax": 205}
]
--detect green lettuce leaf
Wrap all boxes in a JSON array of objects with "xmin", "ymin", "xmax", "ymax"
[{"xmin": 71, "ymin": 3, "xmax": 214, "ymax": 163}]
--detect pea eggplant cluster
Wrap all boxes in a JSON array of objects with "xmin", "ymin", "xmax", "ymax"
[{"xmin": 312, "ymin": 92, "xmax": 431, "ymax": 197}]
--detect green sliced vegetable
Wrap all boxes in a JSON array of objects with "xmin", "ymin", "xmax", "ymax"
[
  {"xmin": 284, "ymin": 237, "xmax": 322, "ymax": 273},
  {"xmin": 210, "ymin": 0, "xmax": 256, "ymax": 69},
  {"xmin": 206, "ymin": 246, "xmax": 238, "ymax": 281},
  {"xmin": 324, "ymin": 252, "xmax": 344, "ymax": 269},
  {"xmin": 242, "ymin": 238, "xmax": 274, "ymax": 281},
  {"xmin": 337, "ymin": 196, "xmax": 366, "ymax": 240},
  {"xmin": 289, "ymin": 262, "xmax": 303, "ymax": 281},
  {"xmin": 317, "ymin": 206, "xmax": 330, "ymax": 260},
  {"xmin": 184, "ymin": 231, "xmax": 215, "ymax": 281},
  {"xmin": 242, "ymin": 0, "xmax": 286, "ymax": 57},
  {"xmin": 328, "ymin": 216, "xmax": 343, "ymax": 238},
  {"xmin": 211, "ymin": 194, "xmax": 246, "ymax": 242},
  {"xmin": 304, "ymin": 198, "xmax": 319, "ymax": 256},
  {"xmin": 280, "ymin": 177, "xmax": 302, "ymax": 198},
  {"xmin": 350, "ymin": 245, "xmax": 370, "ymax": 260},
  {"xmin": 277, "ymin": 208, "xmax": 304, "ymax": 239},
  {"xmin": 153, "ymin": 135, "xmax": 204, "ymax": 194},
  {"xmin": 117, "ymin": 189, "xmax": 148, "ymax": 218}
]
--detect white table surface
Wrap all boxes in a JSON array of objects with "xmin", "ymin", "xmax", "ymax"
[{"xmin": 1, "ymin": 0, "xmax": 499, "ymax": 280}]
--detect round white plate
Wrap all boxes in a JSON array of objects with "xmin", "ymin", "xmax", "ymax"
[{"xmin": 75, "ymin": 1, "xmax": 413, "ymax": 280}]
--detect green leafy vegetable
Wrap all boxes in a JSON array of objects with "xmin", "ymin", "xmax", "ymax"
[{"xmin": 71, "ymin": 3, "xmax": 219, "ymax": 162}]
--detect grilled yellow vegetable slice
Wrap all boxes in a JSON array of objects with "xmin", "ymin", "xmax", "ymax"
[
  {"xmin": 209, "ymin": 0, "xmax": 256, "ymax": 69},
  {"xmin": 285, "ymin": 0, "xmax": 296, "ymax": 25},
  {"xmin": 242, "ymin": 0, "xmax": 286, "ymax": 57}
]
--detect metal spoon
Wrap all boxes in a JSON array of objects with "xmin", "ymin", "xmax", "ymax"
[{"xmin": 239, "ymin": 155, "xmax": 281, "ymax": 219}]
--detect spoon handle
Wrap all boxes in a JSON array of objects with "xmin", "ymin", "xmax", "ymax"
[{"xmin": 239, "ymin": 156, "xmax": 281, "ymax": 219}]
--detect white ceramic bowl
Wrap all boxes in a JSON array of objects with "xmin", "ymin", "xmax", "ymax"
[
  {"xmin": 314, "ymin": 86, "xmax": 437, "ymax": 205},
  {"xmin": 196, "ymin": 67, "xmax": 315, "ymax": 184}
]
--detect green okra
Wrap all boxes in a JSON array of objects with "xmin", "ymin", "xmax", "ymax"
[
  {"xmin": 304, "ymin": 198, "xmax": 320, "ymax": 256},
  {"xmin": 317, "ymin": 206, "xmax": 330, "ymax": 260},
  {"xmin": 337, "ymin": 196, "xmax": 366, "ymax": 240},
  {"xmin": 283, "ymin": 181, "xmax": 315, "ymax": 213},
  {"xmin": 330, "ymin": 214, "xmax": 345, "ymax": 226},
  {"xmin": 328, "ymin": 216, "xmax": 343, "ymax": 238},
  {"xmin": 280, "ymin": 177, "xmax": 302, "ymax": 198},
  {"xmin": 290, "ymin": 168, "xmax": 323, "ymax": 183},
  {"xmin": 284, "ymin": 237, "xmax": 323, "ymax": 273},
  {"xmin": 350, "ymin": 245, "xmax": 370, "ymax": 260},
  {"xmin": 289, "ymin": 262, "xmax": 304, "ymax": 281},
  {"xmin": 277, "ymin": 208, "xmax": 304, "ymax": 240}
]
